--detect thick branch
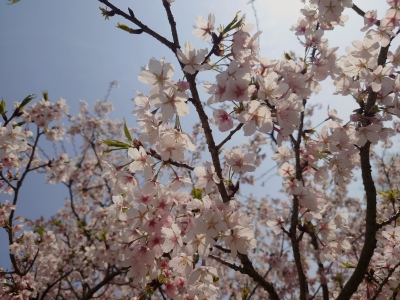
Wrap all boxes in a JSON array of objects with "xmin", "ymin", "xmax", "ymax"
[
  {"xmin": 187, "ymin": 74, "xmax": 230, "ymax": 203},
  {"xmin": 309, "ymin": 230, "xmax": 329, "ymax": 300},
  {"xmin": 337, "ymin": 35, "xmax": 391, "ymax": 300},
  {"xmin": 289, "ymin": 99, "xmax": 308, "ymax": 300},
  {"xmin": 208, "ymin": 254, "xmax": 280, "ymax": 300},
  {"xmin": 83, "ymin": 269, "xmax": 123, "ymax": 300}
]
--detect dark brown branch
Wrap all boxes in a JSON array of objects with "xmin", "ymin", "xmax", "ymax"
[
  {"xmin": 187, "ymin": 74, "xmax": 230, "ymax": 203},
  {"xmin": 162, "ymin": 0, "xmax": 180, "ymax": 49},
  {"xmin": 247, "ymin": 268, "xmax": 271, "ymax": 300},
  {"xmin": 289, "ymin": 98, "xmax": 308, "ymax": 300},
  {"xmin": 309, "ymin": 230, "xmax": 329, "ymax": 300},
  {"xmin": 147, "ymin": 149, "xmax": 194, "ymax": 171},
  {"xmin": 208, "ymin": 254, "xmax": 280, "ymax": 300},
  {"xmin": 378, "ymin": 208, "xmax": 400, "ymax": 229},
  {"xmin": 337, "ymin": 35, "xmax": 392, "ymax": 300},
  {"xmin": 216, "ymin": 123, "xmax": 244, "ymax": 150},
  {"xmin": 83, "ymin": 269, "xmax": 123, "ymax": 300},
  {"xmin": 7, "ymin": 128, "xmax": 43, "ymax": 276},
  {"xmin": 98, "ymin": 0, "xmax": 175, "ymax": 52},
  {"xmin": 369, "ymin": 261, "xmax": 400, "ymax": 300}
]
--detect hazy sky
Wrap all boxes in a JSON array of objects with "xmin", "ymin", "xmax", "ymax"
[{"xmin": 0, "ymin": 0, "xmax": 391, "ymax": 268}]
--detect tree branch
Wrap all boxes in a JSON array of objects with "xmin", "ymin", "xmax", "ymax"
[
  {"xmin": 378, "ymin": 208, "xmax": 400, "ymax": 229},
  {"xmin": 369, "ymin": 261, "xmax": 400, "ymax": 300},
  {"xmin": 216, "ymin": 123, "xmax": 244, "ymax": 150},
  {"xmin": 98, "ymin": 0, "xmax": 175, "ymax": 52},
  {"xmin": 336, "ymin": 36, "xmax": 392, "ymax": 300}
]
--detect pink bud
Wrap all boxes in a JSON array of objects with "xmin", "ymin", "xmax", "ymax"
[
  {"xmin": 350, "ymin": 114, "xmax": 359, "ymax": 122},
  {"xmin": 177, "ymin": 80, "xmax": 190, "ymax": 91}
]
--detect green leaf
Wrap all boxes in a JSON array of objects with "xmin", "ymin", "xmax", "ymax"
[
  {"xmin": 223, "ymin": 11, "xmax": 245, "ymax": 34},
  {"xmin": 14, "ymin": 121, "xmax": 26, "ymax": 127},
  {"xmin": 241, "ymin": 284, "xmax": 249, "ymax": 300},
  {"xmin": 191, "ymin": 187, "xmax": 202, "ymax": 200},
  {"xmin": 0, "ymin": 99, "xmax": 6, "ymax": 115},
  {"xmin": 19, "ymin": 94, "xmax": 36, "ymax": 110},
  {"xmin": 341, "ymin": 262, "xmax": 356, "ymax": 269},
  {"xmin": 42, "ymin": 91, "xmax": 49, "ymax": 101},
  {"xmin": 123, "ymin": 118, "xmax": 132, "ymax": 142},
  {"xmin": 102, "ymin": 139, "xmax": 130, "ymax": 149}
]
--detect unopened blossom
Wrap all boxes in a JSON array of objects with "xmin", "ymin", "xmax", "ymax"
[
  {"xmin": 237, "ymin": 101, "xmax": 272, "ymax": 136},
  {"xmin": 177, "ymin": 41, "xmax": 210, "ymax": 74},
  {"xmin": 224, "ymin": 147, "xmax": 256, "ymax": 173},
  {"xmin": 177, "ymin": 80, "xmax": 190, "ymax": 91},
  {"xmin": 192, "ymin": 13, "xmax": 215, "ymax": 41},
  {"xmin": 213, "ymin": 109, "xmax": 233, "ymax": 132}
]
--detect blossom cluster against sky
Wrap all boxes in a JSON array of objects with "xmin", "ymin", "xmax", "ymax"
[{"xmin": 0, "ymin": 0, "xmax": 389, "ymax": 268}]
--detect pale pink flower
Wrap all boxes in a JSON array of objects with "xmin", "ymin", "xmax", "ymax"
[
  {"xmin": 192, "ymin": 13, "xmax": 215, "ymax": 41},
  {"xmin": 193, "ymin": 161, "xmax": 220, "ymax": 194},
  {"xmin": 361, "ymin": 10, "xmax": 377, "ymax": 32},
  {"xmin": 224, "ymin": 147, "xmax": 256, "ymax": 173},
  {"xmin": 224, "ymin": 225, "xmax": 257, "ymax": 257},
  {"xmin": 237, "ymin": 101, "xmax": 272, "ymax": 136},
  {"xmin": 128, "ymin": 146, "xmax": 154, "ymax": 180},
  {"xmin": 177, "ymin": 41, "xmax": 210, "ymax": 74},
  {"xmin": 278, "ymin": 162, "xmax": 295, "ymax": 178},
  {"xmin": 213, "ymin": 109, "xmax": 233, "ymax": 132},
  {"xmin": 150, "ymin": 87, "xmax": 189, "ymax": 122},
  {"xmin": 161, "ymin": 224, "xmax": 183, "ymax": 256},
  {"xmin": 138, "ymin": 58, "xmax": 174, "ymax": 93}
]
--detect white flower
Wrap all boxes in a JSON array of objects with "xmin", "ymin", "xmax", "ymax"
[
  {"xmin": 150, "ymin": 87, "xmax": 189, "ymax": 122},
  {"xmin": 224, "ymin": 226, "xmax": 257, "ymax": 257},
  {"xmin": 192, "ymin": 13, "xmax": 215, "ymax": 41},
  {"xmin": 194, "ymin": 161, "xmax": 220, "ymax": 194},
  {"xmin": 224, "ymin": 147, "xmax": 256, "ymax": 173},
  {"xmin": 128, "ymin": 146, "xmax": 154, "ymax": 180},
  {"xmin": 177, "ymin": 41, "xmax": 210, "ymax": 74},
  {"xmin": 213, "ymin": 109, "xmax": 233, "ymax": 132},
  {"xmin": 161, "ymin": 224, "xmax": 183, "ymax": 257},
  {"xmin": 237, "ymin": 101, "xmax": 272, "ymax": 136}
]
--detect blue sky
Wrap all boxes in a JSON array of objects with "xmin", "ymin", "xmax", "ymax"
[{"xmin": 0, "ymin": 0, "xmax": 390, "ymax": 268}]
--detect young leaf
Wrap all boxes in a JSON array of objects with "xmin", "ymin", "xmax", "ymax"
[{"xmin": 123, "ymin": 118, "xmax": 133, "ymax": 142}]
